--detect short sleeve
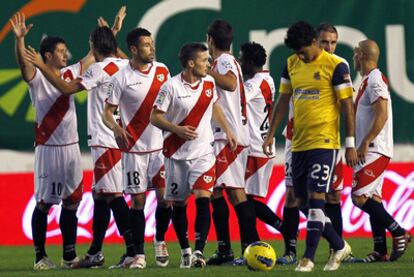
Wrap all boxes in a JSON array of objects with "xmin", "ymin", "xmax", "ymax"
[
  {"xmin": 213, "ymin": 82, "xmax": 219, "ymax": 103},
  {"xmin": 106, "ymin": 74, "xmax": 123, "ymax": 106},
  {"xmin": 80, "ymin": 63, "xmax": 101, "ymax": 91},
  {"xmin": 368, "ymin": 75, "xmax": 389, "ymax": 104},
  {"xmin": 279, "ymin": 64, "xmax": 292, "ymax": 94},
  {"xmin": 216, "ymin": 55, "xmax": 237, "ymax": 76},
  {"xmin": 332, "ymin": 62, "xmax": 353, "ymax": 100},
  {"xmin": 154, "ymin": 81, "xmax": 173, "ymax": 112}
]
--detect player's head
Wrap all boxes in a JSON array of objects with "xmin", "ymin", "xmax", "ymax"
[
  {"xmin": 89, "ymin": 26, "xmax": 117, "ymax": 61},
  {"xmin": 207, "ymin": 19, "xmax": 233, "ymax": 53},
  {"xmin": 285, "ymin": 21, "xmax": 319, "ymax": 63},
  {"xmin": 40, "ymin": 36, "xmax": 67, "ymax": 68},
  {"xmin": 353, "ymin": 39, "xmax": 380, "ymax": 72},
  {"xmin": 179, "ymin": 43, "xmax": 209, "ymax": 77},
  {"xmin": 126, "ymin": 27, "xmax": 154, "ymax": 63},
  {"xmin": 317, "ymin": 22, "xmax": 338, "ymax": 54},
  {"xmin": 239, "ymin": 42, "xmax": 267, "ymax": 77}
]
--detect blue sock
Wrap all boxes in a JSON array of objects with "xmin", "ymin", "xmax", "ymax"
[
  {"xmin": 303, "ymin": 199, "xmax": 325, "ymax": 261},
  {"xmin": 322, "ymin": 217, "xmax": 344, "ymax": 251}
]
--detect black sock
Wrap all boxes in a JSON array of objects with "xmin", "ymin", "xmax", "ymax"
[
  {"xmin": 109, "ymin": 197, "xmax": 135, "ymax": 257},
  {"xmin": 155, "ymin": 205, "xmax": 172, "ymax": 242},
  {"xmin": 195, "ymin": 198, "xmax": 211, "ymax": 252},
  {"xmin": 360, "ymin": 198, "xmax": 405, "ymax": 237},
  {"xmin": 130, "ymin": 209, "xmax": 145, "ymax": 255},
  {"xmin": 325, "ymin": 203, "xmax": 343, "ymax": 239},
  {"xmin": 211, "ymin": 197, "xmax": 231, "ymax": 252},
  {"xmin": 172, "ymin": 205, "xmax": 189, "ymax": 250},
  {"xmin": 370, "ymin": 215, "xmax": 387, "ymax": 255},
  {"xmin": 250, "ymin": 198, "xmax": 282, "ymax": 231},
  {"xmin": 88, "ymin": 199, "xmax": 110, "ymax": 255},
  {"xmin": 281, "ymin": 207, "xmax": 299, "ymax": 256},
  {"xmin": 234, "ymin": 200, "xmax": 260, "ymax": 253},
  {"xmin": 32, "ymin": 207, "xmax": 48, "ymax": 262},
  {"xmin": 60, "ymin": 207, "xmax": 78, "ymax": 261}
]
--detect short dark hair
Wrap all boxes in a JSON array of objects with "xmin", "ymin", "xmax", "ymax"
[
  {"xmin": 39, "ymin": 36, "xmax": 65, "ymax": 62},
  {"xmin": 240, "ymin": 42, "xmax": 267, "ymax": 67},
  {"xmin": 284, "ymin": 21, "xmax": 317, "ymax": 51},
  {"xmin": 126, "ymin": 27, "xmax": 151, "ymax": 49},
  {"xmin": 316, "ymin": 22, "xmax": 338, "ymax": 36},
  {"xmin": 179, "ymin": 43, "xmax": 208, "ymax": 68},
  {"xmin": 90, "ymin": 26, "xmax": 117, "ymax": 56},
  {"xmin": 207, "ymin": 19, "xmax": 233, "ymax": 51}
]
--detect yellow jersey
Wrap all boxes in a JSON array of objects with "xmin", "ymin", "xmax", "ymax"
[{"xmin": 279, "ymin": 49, "xmax": 353, "ymax": 152}]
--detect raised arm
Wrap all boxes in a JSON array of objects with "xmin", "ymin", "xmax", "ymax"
[
  {"xmin": 340, "ymin": 97, "xmax": 358, "ymax": 167},
  {"xmin": 10, "ymin": 12, "xmax": 35, "ymax": 82},
  {"xmin": 212, "ymin": 102, "xmax": 237, "ymax": 150}
]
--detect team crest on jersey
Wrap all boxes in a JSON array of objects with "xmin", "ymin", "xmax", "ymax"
[
  {"xmin": 205, "ymin": 89, "xmax": 212, "ymax": 97},
  {"xmin": 364, "ymin": 169, "xmax": 375, "ymax": 178},
  {"xmin": 157, "ymin": 74, "xmax": 165, "ymax": 82},
  {"xmin": 203, "ymin": 175, "xmax": 213, "ymax": 183},
  {"xmin": 313, "ymin": 71, "xmax": 321, "ymax": 80}
]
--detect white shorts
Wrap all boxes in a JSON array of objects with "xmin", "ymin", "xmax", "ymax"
[
  {"xmin": 91, "ymin": 147, "xmax": 122, "ymax": 193},
  {"xmin": 330, "ymin": 151, "xmax": 344, "ymax": 192},
  {"xmin": 245, "ymin": 156, "xmax": 274, "ymax": 198},
  {"xmin": 284, "ymin": 139, "xmax": 293, "ymax": 187},
  {"xmin": 164, "ymin": 153, "xmax": 216, "ymax": 202},
  {"xmin": 122, "ymin": 150, "xmax": 165, "ymax": 194},
  {"xmin": 214, "ymin": 141, "xmax": 248, "ymax": 188},
  {"xmin": 352, "ymin": 152, "xmax": 390, "ymax": 198},
  {"xmin": 34, "ymin": 144, "xmax": 83, "ymax": 205}
]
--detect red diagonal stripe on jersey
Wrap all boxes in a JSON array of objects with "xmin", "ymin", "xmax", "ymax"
[
  {"xmin": 215, "ymin": 144, "xmax": 245, "ymax": 179},
  {"xmin": 259, "ymin": 79, "xmax": 273, "ymax": 129},
  {"xmin": 125, "ymin": 66, "xmax": 169, "ymax": 151},
  {"xmin": 355, "ymin": 77, "xmax": 369, "ymax": 114},
  {"xmin": 352, "ymin": 155, "xmax": 390, "ymax": 192},
  {"xmin": 103, "ymin": 62, "xmax": 120, "ymax": 76},
  {"xmin": 234, "ymin": 59, "xmax": 247, "ymax": 125},
  {"xmin": 94, "ymin": 148, "xmax": 122, "ymax": 184},
  {"xmin": 193, "ymin": 164, "xmax": 216, "ymax": 191},
  {"xmin": 245, "ymin": 156, "xmax": 270, "ymax": 180},
  {"xmin": 163, "ymin": 81, "xmax": 214, "ymax": 158}
]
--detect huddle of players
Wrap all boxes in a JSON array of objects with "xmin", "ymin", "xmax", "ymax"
[{"xmin": 10, "ymin": 5, "xmax": 410, "ymax": 271}]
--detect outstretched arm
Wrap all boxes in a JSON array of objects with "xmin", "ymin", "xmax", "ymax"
[{"xmin": 10, "ymin": 12, "xmax": 35, "ymax": 82}]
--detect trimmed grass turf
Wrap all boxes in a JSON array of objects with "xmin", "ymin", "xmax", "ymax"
[{"xmin": 1, "ymin": 238, "xmax": 413, "ymax": 276}]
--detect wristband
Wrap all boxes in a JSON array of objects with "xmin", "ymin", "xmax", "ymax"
[{"xmin": 345, "ymin": 136, "xmax": 355, "ymax": 148}]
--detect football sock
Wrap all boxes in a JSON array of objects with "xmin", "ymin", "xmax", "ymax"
[
  {"xmin": 155, "ymin": 205, "xmax": 172, "ymax": 242},
  {"xmin": 360, "ymin": 198, "xmax": 405, "ymax": 237},
  {"xmin": 234, "ymin": 200, "xmax": 260, "ymax": 253},
  {"xmin": 59, "ymin": 207, "xmax": 78, "ymax": 261},
  {"xmin": 194, "ymin": 197, "xmax": 211, "ymax": 252},
  {"xmin": 88, "ymin": 199, "xmax": 110, "ymax": 255},
  {"xmin": 130, "ymin": 208, "xmax": 145, "ymax": 255},
  {"xmin": 250, "ymin": 198, "xmax": 283, "ymax": 231},
  {"xmin": 109, "ymin": 197, "xmax": 135, "ymax": 257},
  {"xmin": 32, "ymin": 207, "xmax": 48, "ymax": 263},
  {"xmin": 172, "ymin": 205, "xmax": 190, "ymax": 250},
  {"xmin": 370, "ymin": 215, "xmax": 388, "ymax": 255},
  {"xmin": 303, "ymin": 199, "xmax": 325, "ymax": 261},
  {"xmin": 322, "ymin": 216, "xmax": 345, "ymax": 251},
  {"xmin": 211, "ymin": 197, "xmax": 231, "ymax": 252},
  {"xmin": 325, "ymin": 203, "xmax": 343, "ymax": 238},
  {"xmin": 282, "ymin": 206, "xmax": 299, "ymax": 256}
]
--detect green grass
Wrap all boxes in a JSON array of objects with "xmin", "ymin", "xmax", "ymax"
[{"xmin": 1, "ymin": 238, "xmax": 413, "ymax": 276}]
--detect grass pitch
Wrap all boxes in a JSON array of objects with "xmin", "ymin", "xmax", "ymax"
[{"xmin": 1, "ymin": 238, "xmax": 413, "ymax": 276}]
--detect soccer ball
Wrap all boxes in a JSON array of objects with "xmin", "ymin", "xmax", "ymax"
[{"xmin": 243, "ymin": 241, "xmax": 276, "ymax": 271}]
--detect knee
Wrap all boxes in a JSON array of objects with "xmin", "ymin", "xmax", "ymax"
[
  {"xmin": 62, "ymin": 198, "xmax": 80, "ymax": 210},
  {"xmin": 156, "ymin": 189, "xmax": 171, "ymax": 208},
  {"xmin": 131, "ymin": 194, "xmax": 146, "ymax": 210},
  {"xmin": 227, "ymin": 188, "xmax": 247, "ymax": 206},
  {"xmin": 36, "ymin": 202, "xmax": 52, "ymax": 213},
  {"xmin": 351, "ymin": 194, "xmax": 367, "ymax": 207},
  {"xmin": 211, "ymin": 188, "xmax": 224, "ymax": 200},
  {"xmin": 326, "ymin": 191, "xmax": 341, "ymax": 204},
  {"xmin": 285, "ymin": 187, "xmax": 298, "ymax": 208}
]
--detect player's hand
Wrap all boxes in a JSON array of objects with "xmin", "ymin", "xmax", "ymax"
[
  {"xmin": 262, "ymin": 136, "xmax": 274, "ymax": 157},
  {"xmin": 113, "ymin": 125, "xmax": 133, "ymax": 150},
  {"xmin": 111, "ymin": 6, "xmax": 127, "ymax": 36},
  {"xmin": 174, "ymin": 125, "xmax": 198, "ymax": 140},
  {"xmin": 24, "ymin": 46, "xmax": 44, "ymax": 68},
  {"xmin": 345, "ymin": 147, "xmax": 358, "ymax": 167},
  {"xmin": 97, "ymin": 16, "xmax": 110, "ymax": 28},
  {"xmin": 225, "ymin": 130, "xmax": 237, "ymax": 151},
  {"xmin": 356, "ymin": 140, "xmax": 369, "ymax": 165},
  {"xmin": 9, "ymin": 12, "xmax": 33, "ymax": 38}
]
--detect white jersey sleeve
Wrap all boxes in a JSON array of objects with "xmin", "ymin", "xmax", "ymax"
[
  {"xmin": 106, "ymin": 73, "xmax": 124, "ymax": 106},
  {"xmin": 154, "ymin": 80, "xmax": 174, "ymax": 112},
  {"xmin": 80, "ymin": 63, "xmax": 103, "ymax": 91}
]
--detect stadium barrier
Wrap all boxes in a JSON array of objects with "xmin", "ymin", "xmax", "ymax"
[{"xmin": 1, "ymin": 163, "xmax": 413, "ymax": 245}]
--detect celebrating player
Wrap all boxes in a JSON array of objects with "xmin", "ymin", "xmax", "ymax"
[{"xmin": 151, "ymin": 43, "xmax": 237, "ymax": 268}]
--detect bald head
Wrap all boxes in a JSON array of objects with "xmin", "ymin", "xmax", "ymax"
[{"xmin": 358, "ymin": 39, "xmax": 380, "ymax": 63}]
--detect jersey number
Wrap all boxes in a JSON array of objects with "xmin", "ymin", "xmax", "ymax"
[
  {"xmin": 51, "ymin": 182, "xmax": 62, "ymax": 196},
  {"xmin": 126, "ymin": 171, "xmax": 140, "ymax": 187},
  {"xmin": 171, "ymin": 183, "xmax": 178, "ymax": 195},
  {"xmin": 260, "ymin": 104, "xmax": 271, "ymax": 140},
  {"xmin": 310, "ymin": 164, "xmax": 330, "ymax": 181}
]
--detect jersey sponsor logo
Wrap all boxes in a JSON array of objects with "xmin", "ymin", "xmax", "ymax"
[
  {"xmin": 203, "ymin": 175, "xmax": 213, "ymax": 183},
  {"xmin": 293, "ymin": 89, "xmax": 320, "ymax": 100},
  {"xmin": 157, "ymin": 73, "xmax": 165, "ymax": 82}
]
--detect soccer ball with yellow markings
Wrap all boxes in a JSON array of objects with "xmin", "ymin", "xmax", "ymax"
[{"xmin": 243, "ymin": 241, "xmax": 276, "ymax": 271}]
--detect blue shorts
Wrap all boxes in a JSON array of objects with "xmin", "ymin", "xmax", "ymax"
[{"xmin": 291, "ymin": 149, "xmax": 337, "ymax": 199}]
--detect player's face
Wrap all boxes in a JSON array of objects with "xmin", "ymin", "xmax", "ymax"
[
  {"xmin": 353, "ymin": 45, "xmax": 363, "ymax": 72},
  {"xmin": 49, "ymin": 43, "xmax": 68, "ymax": 68},
  {"xmin": 192, "ymin": 51, "xmax": 210, "ymax": 77},
  {"xmin": 318, "ymin": 31, "xmax": 338, "ymax": 54},
  {"xmin": 133, "ymin": 36, "xmax": 155, "ymax": 63},
  {"xmin": 295, "ymin": 41, "xmax": 319, "ymax": 63}
]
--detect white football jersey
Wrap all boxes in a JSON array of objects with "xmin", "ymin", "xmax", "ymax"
[
  {"xmin": 154, "ymin": 73, "xmax": 218, "ymax": 160},
  {"xmin": 355, "ymin": 68, "xmax": 393, "ymax": 158},
  {"xmin": 107, "ymin": 61, "xmax": 169, "ymax": 153},
  {"xmin": 29, "ymin": 63, "xmax": 81, "ymax": 146},
  {"xmin": 245, "ymin": 71, "xmax": 276, "ymax": 157},
  {"xmin": 211, "ymin": 53, "xmax": 249, "ymax": 146},
  {"xmin": 80, "ymin": 57, "xmax": 128, "ymax": 148}
]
